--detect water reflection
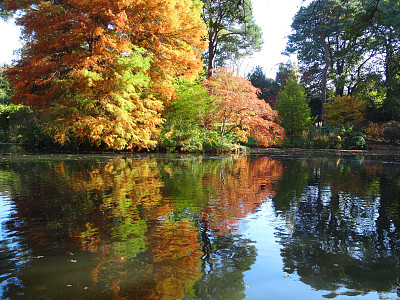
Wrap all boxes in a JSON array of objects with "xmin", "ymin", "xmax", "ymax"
[
  {"xmin": 273, "ymin": 157, "xmax": 400, "ymax": 298},
  {"xmin": 0, "ymin": 153, "xmax": 399, "ymax": 299},
  {"xmin": 0, "ymin": 155, "xmax": 281, "ymax": 299}
]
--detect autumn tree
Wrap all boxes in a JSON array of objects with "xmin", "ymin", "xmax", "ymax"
[
  {"xmin": 203, "ymin": 68, "xmax": 285, "ymax": 147},
  {"xmin": 323, "ymin": 96, "xmax": 366, "ymax": 126},
  {"xmin": 275, "ymin": 77, "xmax": 313, "ymax": 140},
  {"xmin": 201, "ymin": 0, "xmax": 262, "ymax": 76},
  {"xmin": 4, "ymin": 0, "xmax": 206, "ymax": 150}
]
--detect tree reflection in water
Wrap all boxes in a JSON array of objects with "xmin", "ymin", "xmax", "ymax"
[
  {"xmin": 273, "ymin": 157, "xmax": 400, "ymax": 298},
  {"xmin": 1, "ymin": 153, "xmax": 399, "ymax": 298},
  {"xmin": 0, "ymin": 154, "xmax": 281, "ymax": 299}
]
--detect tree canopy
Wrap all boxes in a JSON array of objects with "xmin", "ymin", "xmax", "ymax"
[
  {"xmin": 201, "ymin": 0, "xmax": 263, "ymax": 75},
  {"xmin": 0, "ymin": 65, "xmax": 12, "ymax": 104},
  {"xmin": 203, "ymin": 68, "xmax": 285, "ymax": 147},
  {"xmin": 247, "ymin": 66, "xmax": 280, "ymax": 107},
  {"xmin": 4, "ymin": 0, "xmax": 207, "ymax": 150},
  {"xmin": 286, "ymin": 0, "xmax": 400, "ymax": 120}
]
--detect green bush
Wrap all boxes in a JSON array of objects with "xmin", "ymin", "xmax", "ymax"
[
  {"xmin": 159, "ymin": 125, "xmax": 241, "ymax": 153},
  {"xmin": 303, "ymin": 125, "xmax": 366, "ymax": 150},
  {"xmin": 309, "ymin": 135, "xmax": 342, "ymax": 149},
  {"xmin": 280, "ymin": 137, "xmax": 305, "ymax": 148},
  {"xmin": 160, "ymin": 79, "xmax": 248, "ymax": 153},
  {"xmin": 339, "ymin": 125, "xmax": 367, "ymax": 149},
  {"xmin": 0, "ymin": 104, "xmax": 47, "ymax": 147}
]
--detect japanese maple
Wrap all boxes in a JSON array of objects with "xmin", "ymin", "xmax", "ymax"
[{"xmin": 203, "ymin": 68, "xmax": 285, "ymax": 147}]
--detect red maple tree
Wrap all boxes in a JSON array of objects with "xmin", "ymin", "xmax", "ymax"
[{"xmin": 203, "ymin": 68, "xmax": 285, "ymax": 147}]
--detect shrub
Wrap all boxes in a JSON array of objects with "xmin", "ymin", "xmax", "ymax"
[
  {"xmin": 363, "ymin": 122, "xmax": 384, "ymax": 141},
  {"xmin": 160, "ymin": 80, "xmax": 238, "ymax": 153},
  {"xmin": 323, "ymin": 96, "xmax": 365, "ymax": 126},
  {"xmin": 382, "ymin": 121, "xmax": 400, "ymax": 143},
  {"xmin": 339, "ymin": 125, "xmax": 367, "ymax": 150},
  {"xmin": 0, "ymin": 104, "xmax": 46, "ymax": 147},
  {"xmin": 303, "ymin": 125, "xmax": 366, "ymax": 150},
  {"xmin": 306, "ymin": 133, "xmax": 342, "ymax": 149},
  {"xmin": 159, "ymin": 125, "xmax": 240, "ymax": 153}
]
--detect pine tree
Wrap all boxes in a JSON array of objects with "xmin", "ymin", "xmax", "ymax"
[{"xmin": 275, "ymin": 77, "xmax": 313, "ymax": 141}]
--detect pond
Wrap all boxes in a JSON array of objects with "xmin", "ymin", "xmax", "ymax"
[{"xmin": 0, "ymin": 151, "xmax": 399, "ymax": 299}]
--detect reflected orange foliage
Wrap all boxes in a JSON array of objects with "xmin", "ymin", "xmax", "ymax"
[
  {"xmin": 202, "ymin": 156, "xmax": 283, "ymax": 234},
  {"xmin": 4, "ymin": 155, "xmax": 285, "ymax": 299},
  {"xmin": 145, "ymin": 219, "xmax": 202, "ymax": 299},
  {"xmin": 149, "ymin": 219, "xmax": 202, "ymax": 263},
  {"xmin": 55, "ymin": 158, "xmax": 164, "ymax": 214},
  {"xmin": 55, "ymin": 157, "xmax": 202, "ymax": 299}
]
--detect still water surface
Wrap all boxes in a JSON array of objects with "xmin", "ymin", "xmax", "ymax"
[{"xmin": 0, "ymin": 152, "xmax": 399, "ymax": 299}]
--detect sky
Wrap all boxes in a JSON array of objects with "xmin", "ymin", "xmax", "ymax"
[
  {"xmin": 243, "ymin": 0, "xmax": 306, "ymax": 78},
  {"xmin": 0, "ymin": 0, "xmax": 306, "ymax": 78}
]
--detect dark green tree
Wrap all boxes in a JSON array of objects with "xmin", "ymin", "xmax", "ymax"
[
  {"xmin": 275, "ymin": 62, "xmax": 298, "ymax": 87},
  {"xmin": 275, "ymin": 77, "xmax": 313, "ymax": 141},
  {"xmin": 247, "ymin": 66, "xmax": 279, "ymax": 107},
  {"xmin": 201, "ymin": 0, "xmax": 263, "ymax": 76},
  {"xmin": 285, "ymin": 0, "xmax": 374, "ymax": 115},
  {"xmin": 0, "ymin": 65, "xmax": 12, "ymax": 104},
  {"xmin": 375, "ymin": 0, "xmax": 400, "ymax": 120}
]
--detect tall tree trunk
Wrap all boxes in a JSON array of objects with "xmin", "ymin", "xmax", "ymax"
[
  {"xmin": 207, "ymin": 30, "xmax": 217, "ymax": 78},
  {"xmin": 320, "ymin": 31, "xmax": 330, "ymax": 116},
  {"xmin": 336, "ymin": 61, "xmax": 345, "ymax": 97},
  {"xmin": 208, "ymin": 41, "xmax": 214, "ymax": 78},
  {"xmin": 385, "ymin": 36, "xmax": 394, "ymax": 99}
]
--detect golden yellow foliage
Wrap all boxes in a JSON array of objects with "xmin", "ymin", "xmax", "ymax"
[
  {"xmin": 323, "ymin": 96, "xmax": 366, "ymax": 126},
  {"xmin": 364, "ymin": 121, "xmax": 385, "ymax": 141},
  {"xmin": 5, "ymin": 0, "xmax": 207, "ymax": 150}
]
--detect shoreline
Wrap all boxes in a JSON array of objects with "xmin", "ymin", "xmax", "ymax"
[{"xmin": 250, "ymin": 146, "xmax": 400, "ymax": 163}]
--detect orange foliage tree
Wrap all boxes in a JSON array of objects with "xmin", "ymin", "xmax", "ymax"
[
  {"xmin": 203, "ymin": 68, "xmax": 285, "ymax": 147},
  {"xmin": 4, "ymin": 0, "xmax": 206, "ymax": 150}
]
